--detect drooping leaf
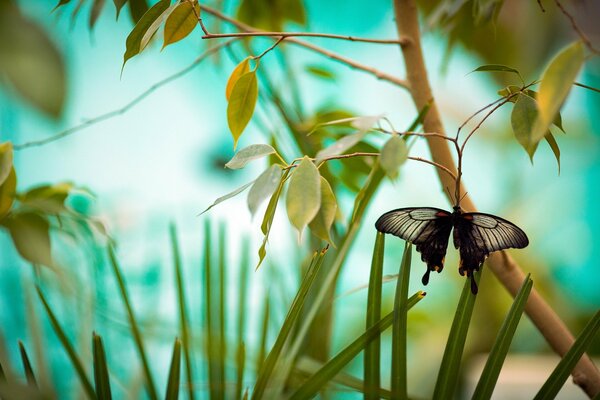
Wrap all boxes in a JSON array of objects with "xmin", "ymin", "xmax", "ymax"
[
  {"xmin": 165, "ymin": 338, "xmax": 181, "ymax": 400},
  {"xmin": 20, "ymin": 182, "xmax": 73, "ymax": 214},
  {"xmin": 472, "ymin": 64, "xmax": 522, "ymax": 81},
  {"xmin": 226, "ymin": 57, "xmax": 251, "ymax": 101},
  {"xmin": 122, "ymin": 0, "xmax": 170, "ymax": 69},
  {"xmin": 257, "ymin": 170, "xmax": 289, "ymax": 269},
  {"xmin": 0, "ymin": 167, "xmax": 16, "ymax": 218},
  {"xmin": 113, "ymin": 0, "xmax": 128, "ymax": 19},
  {"xmin": 0, "ymin": 142, "xmax": 13, "ymax": 188},
  {"xmin": 531, "ymin": 41, "xmax": 584, "ymax": 146},
  {"xmin": 308, "ymin": 176, "xmax": 337, "ymax": 244},
  {"xmin": 92, "ymin": 333, "xmax": 112, "ymax": 400},
  {"xmin": 200, "ymin": 180, "xmax": 255, "ymax": 215},
  {"xmin": 140, "ymin": 3, "xmax": 176, "ymax": 52},
  {"xmin": 0, "ymin": 3, "xmax": 66, "ymax": 118},
  {"xmin": 286, "ymin": 156, "xmax": 321, "ymax": 238},
  {"xmin": 128, "ymin": 0, "xmax": 149, "ymax": 23},
  {"xmin": 227, "ymin": 71, "xmax": 259, "ymax": 149},
  {"xmin": 89, "ymin": 0, "xmax": 106, "ymax": 29},
  {"xmin": 305, "ymin": 65, "xmax": 336, "ymax": 80},
  {"xmin": 247, "ymin": 165, "xmax": 282, "ymax": 217},
  {"xmin": 6, "ymin": 212, "xmax": 53, "ymax": 267},
  {"xmin": 379, "ymin": 135, "xmax": 408, "ymax": 179},
  {"xmin": 544, "ymin": 132, "xmax": 561, "ymax": 173},
  {"xmin": 163, "ymin": 1, "xmax": 199, "ymax": 49},
  {"xmin": 225, "ymin": 144, "xmax": 276, "ymax": 169},
  {"xmin": 511, "ymin": 93, "xmax": 538, "ymax": 159},
  {"xmin": 315, "ymin": 131, "xmax": 367, "ymax": 164}
]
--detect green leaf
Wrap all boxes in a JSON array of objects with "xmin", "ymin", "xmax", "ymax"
[
  {"xmin": 236, "ymin": 239, "xmax": 250, "ymax": 400},
  {"xmin": 225, "ymin": 144, "xmax": 276, "ymax": 169},
  {"xmin": 113, "ymin": 0, "xmax": 128, "ymax": 19},
  {"xmin": 247, "ymin": 165, "xmax": 282, "ymax": 217},
  {"xmin": 531, "ymin": 41, "xmax": 584, "ymax": 146},
  {"xmin": 497, "ymin": 85, "xmax": 521, "ymax": 101},
  {"xmin": 0, "ymin": 142, "xmax": 13, "ymax": 186},
  {"xmin": 364, "ymin": 232, "xmax": 385, "ymax": 399},
  {"xmin": 379, "ymin": 135, "xmax": 408, "ymax": 179},
  {"xmin": 18, "ymin": 341, "xmax": 36, "ymax": 387},
  {"xmin": 305, "ymin": 65, "xmax": 336, "ymax": 80},
  {"xmin": 165, "ymin": 338, "xmax": 181, "ymax": 400},
  {"xmin": 0, "ymin": 3, "xmax": 66, "ymax": 118},
  {"xmin": 257, "ymin": 169, "xmax": 289, "ymax": 269},
  {"xmin": 227, "ymin": 71, "xmax": 259, "ymax": 149},
  {"xmin": 122, "ymin": 0, "xmax": 171, "ymax": 69},
  {"xmin": 0, "ymin": 167, "xmax": 16, "ymax": 219},
  {"xmin": 226, "ymin": 57, "xmax": 251, "ymax": 101},
  {"xmin": 511, "ymin": 93, "xmax": 539, "ymax": 159},
  {"xmin": 432, "ymin": 270, "xmax": 481, "ymax": 399},
  {"xmin": 534, "ymin": 310, "xmax": 600, "ymax": 400},
  {"xmin": 200, "ymin": 180, "xmax": 255, "ymax": 215},
  {"xmin": 286, "ymin": 156, "xmax": 321, "ymax": 238},
  {"xmin": 472, "ymin": 275, "xmax": 532, "ymax": 400},
  {"xmin": 163, "ymin": 1, "xmax": 198, "ymax": 49},
  {"xmin": 20, "ymin": 182, "xmax": 73, "ymax": 214},
  {"xmin": 308, "ymin": 176, "xmax": 337, "ymax": 244},
  {"xmin": 92, "ymin": 333, "xmax": 112, "ymax": 400},
  {"xmin": 472, "ymin": 64, "xmax": 522, "ymax": 81},
  {"xmin": 237, "ymin": 0, "xmax": 305, "ymax": 31},
  {"xmin": 89, "ymin": 0, "xmax": 105, "ymax": 29},
  {"xmin": 391, "ymin": 243, "xmax": 412, "ymax": 399},
  {"xmin": 140, "ymin": 3, "xmax": 176, "ymax": 52},
  {"xmin": 545, "ymin": 132, "xmax": 561, "ymax": 174},
  {"xmin": 6, "ymin": 212, "xmax": 53, "ymax": 267},
  {"xmin": 314, "ymin": 131, "xmax": 366, "ymax": 163}
]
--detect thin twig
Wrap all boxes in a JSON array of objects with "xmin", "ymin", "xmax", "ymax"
[
  {"xmin": 408, "ymin": 156, "xmax": 457, "ymax": 181},
  {"xmin": 13, "ymin": 40, "xmax": 238, "ymax": 150},
  {"xmin": 574, "ymin": 81, "xmax": 600, "ymax": 93},
  {"xmin": 554, "ymin": 0, "xmax": 600, "ymax": 55},
  {"xmin": 202, "ymin": 31, "xmax": 409, "ymax": 45},
  {"xmin": 253, "ymin": 37, "xmax": 285, "ymax": 60}
]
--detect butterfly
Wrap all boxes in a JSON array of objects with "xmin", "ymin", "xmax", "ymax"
[{"xmin": 375, "ymin": 206, "xmax": 528, "ymax": 294}]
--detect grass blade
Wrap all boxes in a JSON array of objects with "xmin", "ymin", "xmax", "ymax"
[
  {"xmin": 432, "ymin": 269, "xmax": 481, "ymax": 399},
  {"xmin": 256, "ymin": 295, "xmax": 270, "ymax": 374},
  {"xmin": 534, "ymin": 310, "xmax": 600, "ymax": 400},
  {"xmin": 236, "ymin": 238, "xmax": 250, "ymax": 400},
  {"xmin": 169, "ymin": 223, "xmax": 195, "ymax": 400},
  {"xmin": 18, "ymin": 341, "xmax": 36, "ymax": 387},
  {"xmin": 36, "ymin": 286, "xmax": 95, "ymax": 399},
  {"xmin": 251, "ymin": 248, "xmax": 328, "ymax": 400},
  {"xmin": 92, "ymin": 332, "xmax": 112, "ymax": 400},
  {"xmin": 391, "ymin": 243, "xmax": 412, "ymax": 399},
  {"xmin": 364, "ymin": 232, "xmax": 385, "ymax": 399},
  {"xmin": 218, "ymin": 223, "xmax": 227, "ymax": 399},
  {"xmin": 202, "ymin": 220, "xmax": 217, "ymax": 400},
  {"xmin": 472, "ymin": 274, "xmax": 533, "ymax": 399},
  {"xmin": 108, "ymin": 246, "xmax": 158, "ymax": 400},
  {"xmin": 166, "ymin": 338, "xmax": 182, "ymax": 400},
  {"xmin": 289, "ymin": 292, "xmax": 426, "ymax": 400}
]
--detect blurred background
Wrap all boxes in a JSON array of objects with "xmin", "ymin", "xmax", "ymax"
[{"xmin": 0, "ymin": 0, "xmax": 599, "ymax": 398}]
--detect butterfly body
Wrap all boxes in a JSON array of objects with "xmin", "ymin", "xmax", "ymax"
[{"xmin": 375, "ymin": 206, "xmax": 528, "ymax": 294}]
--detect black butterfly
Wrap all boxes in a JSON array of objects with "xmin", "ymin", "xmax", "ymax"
[{"xmin": 375, "ymin": 206, "xmax": 528, "ymax": 294}]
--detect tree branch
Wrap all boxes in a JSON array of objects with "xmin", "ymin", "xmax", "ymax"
[
  {"xmin": 393, "ymin": 0, "xmax": 600, "ymax": 397},
  {"xmin": 202, "ymin": 31, "xmax": 408, "ymax": 46}
]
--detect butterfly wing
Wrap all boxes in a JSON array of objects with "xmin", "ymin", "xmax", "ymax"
[
  {"xmin": 375, "ymin": 207, "xmax": 453, "ymax": 285},
  {"xmin": 454, "ymin": 212, "xmax": 529, "ymax": 294}
]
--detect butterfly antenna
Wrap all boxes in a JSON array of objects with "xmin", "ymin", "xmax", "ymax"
[
  {"xmin": 445, "ymin": 186, "xmax": 457, "ymax": 206},
  {"xmin": 459, "ymin": 191, "xmax": 469, "ymax": 205}
]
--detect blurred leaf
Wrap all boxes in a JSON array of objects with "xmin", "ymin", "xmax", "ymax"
[
  {"xmin": 202, "ymin": 221, "xmax": 217, "ymax": 399},
  {"xmin": 544, "ymin": 132, "xmax": 560, "ymax": 173},
  {"xmin": 6, "ymin": 212, "xmax": 53, "ymax": 267},
  {"xmin": 18, "ymin": 341, "xmax": 36, "ymax": 387},
  {"xmin": 0, "ymin": 142, "xmax": 13, "ymax": 186},
  {"xmin": 0, "ymin": 167, "xmax": 16, "ymax": 219},
  {"xmin": 308, "ymin": 176, "xmax": 337, "ymax": 244},
  {"xmin": 165, "ymin": 338, "xmax": 181, "ymax": 400},
  {"xmin": 163, "ymin": 1, "xmax": 199, "ymax": 49},
  {"xmin": 472, "ymin": 275, "xmax": 532, "ymax": 400},
  {"xmin": 113, "ymin": 0, "xmax": 127, "ymax": 19},
  {"xmin": 534, "ymin": 310, "xmax": 600, "ymax": 400},
  {"xmin": 226, "ymin": 57, "xmax": 251, "ymax": 101},
  {"xmin": 286, "ymin": 157, "xmax": 321, "ymax": 238},
  {"xmin": 315, "ymin": 131, "xmax": 367, "ymax": 164},
  {"xmin": 248, "ymin": 165, "xmax": 282, "ymax": 217},
  {"xmin": 200, "ymin": 180, "xmax": 255, "ymax": 215},
  {"xmin": 20, "ymin": 183, "xmax": 73, "ymax": 214},
  {"xmin": 54, "ymin": 0, "xmax": 72, "ymax": 9},
  {"xmin": 305, "ymin": 65, "xmax": 336, "ymax": 80},
  {"xmin": 472, "ymin": 64, "xmax": 522, "ymax": 81},
  {"xmin": 391, "ymin": 243, "xmax": 412, "ymax": 399},
  {"xmin": 92, "ymin": 333, "xmax": 112, "ymax": 400},
  {"xmin": 531, "ymin": 41, "xmax": 584, "ymax": 146},
  {"xmin": 498, "ymin": 85, "xmax": 521, "ymax": 100},
  {"xmin": 89, "ymin": 0, "xmax": 106, "ymax": 29},
  {"xmin": 236, "ymin": 239, "xmax": 250, "ymax": 400},
  {"xmin": 257, "ymin": 296, "xmax": 270, "ymax": 372},
  {"xmin": 351, "ymin": 162, "xmax": 384, "ymax": 224},
  {"xmin": 225, "ymin": 144, "xmax": 276, "ymax": 169},
  {"xmin": 379, "ymin": 135, "xmax": 408, "ymax": 179},
  {"xmin": 227, "ymin": 71, "xmax": 259, "ymax": 149},
  {"xmin": 0, "ymin": 3, "xmax": 66, "ymax": 118},
  {"xmin": 553, "ymin": 111, "xmax": 564, "ymax": 133},
  {"xmin": 128, "ymin": 0, "xmax": 149, "ymax": 23},
  {"xmin": 237, "ymin": 0, "xmax": 305, "ymax": 31},
  {"xmin": 122, "ymin": 0, "xmax": 170, "ymax": 69},
  {"xmin": 511, "ymin": 93, "xmax": 538, "ymax": 159},
  {"xmin": 406, "ymin": 101, "xmax": 431, "ymax": 131}
]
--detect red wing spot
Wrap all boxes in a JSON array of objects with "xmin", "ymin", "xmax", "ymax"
[
  {"xmin": 463, "ymin": 214, "xmax": 474, "ymax": 220},
  {"xmin": 435, "ymin": 211, "xmax": 449, "ymax": 217}
]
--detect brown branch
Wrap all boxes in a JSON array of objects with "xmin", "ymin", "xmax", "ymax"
[
  {"xmin": 394, "ymin": 0, "xmax": 600, "ymax": 397},
  {"xmin": 554, "ymin": 0, "xmax": 600, "ymax": 55},
  {"xmin": 202, "ymin": 31, "xmax": 409, "ymax": 45},
  {"xmin": 197, "ymin": 4, "xmax": 410, "ymax": 90}
]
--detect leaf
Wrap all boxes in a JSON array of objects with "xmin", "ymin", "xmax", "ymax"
[
  {"xmin": 18, "ymin": 341, "xmax": 36, "ymax": 387},
  {"xmin": 122, "ymin": 0, "xmax": 170, "ymax": 69},
  {"xmin": 379, "ymin": 135, "xmax": 408, "ymax": 179},
  {"xmin": 0, "ymin": 167, "xmax": 16, "ymax": 219},
  {"xmin": 113, "ymin": 0, "xmax": 128, "ymax": 19},
  {"xmin": 226, "ymin": 57, "xmax": 251, "ymax": 101},
  {"xmin": 511, "ymin": 93, "xmax": 539, "ymax": 159},
  {"xmin": 163, "ymin": 1, "xmax": 199, "ymax": 49},
  {"xmin": 128, "ymin": 0, "xmax": 149, "ymax": 23},
  {"xmin": 165, "ymin": 338, "xmax": 181, "ymax": 400},
  {"xmin": 227, "ymin": 71, "xmax": 259, "ymax": 149},
  {"xmin": 0, "ymin": 3, "xmax": 66, "ymax": 118},
  {"xmin": 21, "ymin": 182, "xmax": 73, "ymax": 214},
  {"xmin": 225, "ymin": 144, "xmax": 276, "ymax": 169},
  {"xmin": 544, "ymin": 132, "xmax": 561, "ymax": 174},
  {"xmin": 531, "ymin": 41, "xmax": 584, "ymax": 146},
  {"xmin": 257, "ymin": 170, "xmax": 289, "ymax": 269},
  {"xmin": 140, "ymin": 3, "xmax": 176, "ymax": 52},
  {"xmin": 472, "ymin": 64, "xmax": 522, "ymax": 80},
  {"xmin": 92, "ymin": 333, "xmax": 112, "ymax": 400},
  {"xmin": 391, "ymin": 243, "xmax": 412, "ymax": 399},
  {"xmin": 6, "ymin": 212, "xmax": 53, "ymax": 267},
  {"xmin": 200, "ymin": 180, "xmax": 255, "ymax": 215},
  {"xmin": 286, "ymin": 156, "xmax": 321, "ymax": 238},
  {"xmin": 0, "ymin": 142, "xmax": 13, "ymax": 187},
  {"xmin": 308, "ymin": 176, "xmax": 337, "ymax": 244},
  {"xmin": 497, "ymin": 85, "xmax": 521, "ymax": 101},
  {"xmin": 305, "ymin": 65, "xmax": 335, "ymax": 80},
  {"xmin": 315, "ymin": 131, "xmax": 367, "ymax": 163},
  {"xmin": 350, "ymin": 114, "xmax": 383, "ymax": 132},
  {"xmin": 247, "ymin": 165, "xmax": 282, "ymax": 217},
  {"xmin": 89, "ymin": 0, "xmax": 106, "ymax": 29}
]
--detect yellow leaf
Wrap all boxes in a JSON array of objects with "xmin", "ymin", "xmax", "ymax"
[
  {"xmin": 286, "ymin": 156, "xmax": 321, "ymax": 239},
  {"xmin": 309, "ymin": 176, "xmax": 337, "ymax": 244},
  {"xmin": 162, "ymin": 1, "xmax": 199, "ymax": 49},
  {"xmin": 0, "ymin": 141, "xmax": 13, "ymax": 185},
  {"xmin": 226, "ymin": 57, "xmax": 251, "ymax": 101},
  {"xmin": 0, "ymin": 167, "xmax": 16, "ymax": 218},
  {"xmin": 227, "ymin": 70, "xmax": 258, "ymax": 149}
]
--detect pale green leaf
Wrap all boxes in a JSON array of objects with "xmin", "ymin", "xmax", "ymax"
[
  {"xmin": 350, "ymin": 114, "xmax": 383, "ymax": 132},
  {"xmin": 473, "ymin": 64, "xmax": 522, "ymax": 80},
  {"xmin": 140, "ymin": 3, "xmax": 177, "ymax": 52},
  {"xmin": 305, "ymin": 65, "xmax": 335, "ymax": 80},
  {"xmin": 511, "ymin": 93, "xmax": 538, "ymax": 159},
  {"xmin": 162, "ymin": 1, "xmax": 199, "ymax": 49},
  {"xmin": 315, "ymin": 131, "xmax": 367, "ymax": 163},
  {"xmin": 6, "ymin": 212, "xmax": 53, "ymax": 267},
  {"xmin": 308, "ymin": 176, "xmax": 337, "ymax": 244},
  {"xmin": 226, "ymin": 57, "xmax": 251, "ymax": 101},
  {"xmin": 0, "ymin": 167, "xmax": 16, "ymax": 219},
  {"xmin": 379, "ymin": 136, "xmax": 408, "ymax": 179},
  {"xmin": 122, "ymin": 0, "xmax": 170, "ymax": 69},
  {"xmin": 0, "ymin": 142, "xmax": 13, "ymax": 186},
  {"xmin": 225, "ymin": 144, "xmax": 276, "ymax": 169},
  {"xmin": 227, "ymin": 71, "xmax": 258, "ymax": 149},
  {"xmin": 247, "ymin": 165, "xmax": 282, "ymax": 217},
  {"xmin": 286, "ymin": 156, "xmax": 321, "ymax": 238},
  {"xmin": 200, "ymin": 180, "xmax": 255, "ymax": 215},
  {"xmin": 531, "ymin": 41, "xmax": 584, "ymax": 145},
  {"xmin": 544, "ymin": 132, "xmax": 561, "ymax": 173}
]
